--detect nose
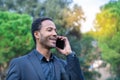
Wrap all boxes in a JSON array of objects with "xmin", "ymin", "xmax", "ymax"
[{"xmin": 53, "ymin": 30, "xmax": 57, "ymax": 36}]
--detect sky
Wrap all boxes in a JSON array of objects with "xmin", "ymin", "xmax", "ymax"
[{"xmin": 71, "ymin": 0, "xmax": 110, "ymax": 33}]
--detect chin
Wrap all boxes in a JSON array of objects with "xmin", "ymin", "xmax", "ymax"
[{"xmin": 50, "ymin": 44, "xmax": 56, "ymax": 48}]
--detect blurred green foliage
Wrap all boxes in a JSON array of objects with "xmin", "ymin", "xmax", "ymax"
[
  {"xmin": 92, "ymin": 0, "xmax": 120, "ymax": 78},
  {"xmin": 0, "ymin": 11, "xmax": 33, "ymax": 64}
]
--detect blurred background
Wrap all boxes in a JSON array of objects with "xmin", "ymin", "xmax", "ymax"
[{"xmin": 0, "ymin": 0, "xmax": 120, "ymax": 80}]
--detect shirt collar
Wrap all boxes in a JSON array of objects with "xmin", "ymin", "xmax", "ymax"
[{"xmin": 34, "ymin": 49, "xmax": 54, "ymax": 62}]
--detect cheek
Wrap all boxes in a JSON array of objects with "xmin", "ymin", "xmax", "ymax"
[
  {"xmin": 39, "ymin": 32, "xmax": 51, "ymax": 42},
  {"xmin": 40, "ymin": 36, "xmax": 49, "ymax": 43}
]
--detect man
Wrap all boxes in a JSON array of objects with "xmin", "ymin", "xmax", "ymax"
[{"xmin": 6, "ymin": 17, "xmax": 84, "ymax": 80}]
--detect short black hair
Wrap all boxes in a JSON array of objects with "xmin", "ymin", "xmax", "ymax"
[{"xmin": 31, "ymin": 17, "xmax": 53, "ymax": 44}]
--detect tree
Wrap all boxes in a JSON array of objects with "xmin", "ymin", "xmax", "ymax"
[
  {"xmin": 92, "ymin": 0, "xmax": 120, "ymax": 79},
  {"xmin": 80, "ymin": 33, "xmax": 102, "ymax": 80},
  {"xmin": 0, "ymin": 11, "xmax": 33, "ymax": 79},
  {"xmin": 63, "ymin": 4, "xmax": 85, "ymax": 38},
  {"xmin": 0, "ymin": 0, "xmax": 73, "ymax": 18},
  {"xmin": 0, "ymin": 0, "xmax": 39, "ymax": 17}
]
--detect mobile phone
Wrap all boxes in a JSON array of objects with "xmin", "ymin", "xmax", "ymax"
[{"xmin": 56, "ymin": 38, "xmax": 65, "ymax": 49}]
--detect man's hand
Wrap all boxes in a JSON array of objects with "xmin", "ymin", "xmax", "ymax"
[{"xmin": 56, "ymin": 36, "xmax": 72, "ymax": 56}]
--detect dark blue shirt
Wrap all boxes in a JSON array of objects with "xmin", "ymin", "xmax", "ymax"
[{"xmin": 35, "ymin": 50, "xmax": 56, "ymax": 80}]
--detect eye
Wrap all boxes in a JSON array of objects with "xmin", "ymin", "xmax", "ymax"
[
  {"xmin": 47, "ymin": 28, "xmax": 52, "ymax": 32},
  {"xmin": 46, "ymin": 27, "xmax": 57, "ymax": 33}
]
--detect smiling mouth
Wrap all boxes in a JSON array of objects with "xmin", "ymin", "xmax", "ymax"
[
  {"xmin": 49, "ymin": 38, "xmax": 57, "ymax": 43},
  {"xmin": 49, "ymin": 37, "xmax": 57, "ymax": 40}
]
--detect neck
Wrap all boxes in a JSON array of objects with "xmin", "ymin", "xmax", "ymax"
[{"xmin": 36, "ymin": 43, "xmax": 51, "ymax": 60}]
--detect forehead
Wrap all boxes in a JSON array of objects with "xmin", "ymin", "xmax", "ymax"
[{"xmin": 41, "ymin": 20, "xmax": 56, "ymax": 28}]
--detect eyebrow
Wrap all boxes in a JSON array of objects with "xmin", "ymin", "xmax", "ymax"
[
  {"xmin": 46, "ymin": 27, "xmax": 57, "ymax": 31},
  {"xmin": 46, "ymin": 26, "xmax": 56, "ymax": 29}
]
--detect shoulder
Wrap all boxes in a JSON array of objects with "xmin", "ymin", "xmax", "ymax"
[
  {"xmin": 9, "ymin": 55, "xmax": 27, "ymax": 67},
  {"xmin": 9, "ymin": 50, "xmax": 35, "ymax": 65}
]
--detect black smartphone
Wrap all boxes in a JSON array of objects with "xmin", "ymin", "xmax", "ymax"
[{"xmin": 56, "ymin": 38, "xmax": 65, "ymax": 49}]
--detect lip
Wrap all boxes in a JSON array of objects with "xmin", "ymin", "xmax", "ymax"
[
  {"xmin": 49, "ymin": 37, "xmax": 57, "ymax": 41},
  {"xmin": 49, "ymin": 38, "xmax": 57, "ymax": 44}
]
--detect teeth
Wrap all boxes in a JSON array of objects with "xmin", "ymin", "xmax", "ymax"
[
  {"xmin": 49, "ymin": 38, "xmax": 56, "ymax": 40},
  {"xmin": 50, "ymin": 39, "xmax": 56, "ymax": 41}
]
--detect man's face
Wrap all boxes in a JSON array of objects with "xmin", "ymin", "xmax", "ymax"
[{"xmin": 37, "ymin": 20, "xmax": 57, "ymax": 49}]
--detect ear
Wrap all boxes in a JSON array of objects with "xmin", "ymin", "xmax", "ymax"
[{"xmin": 34, "ymin": 31, "xmax": 40, "ymax": 39}]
